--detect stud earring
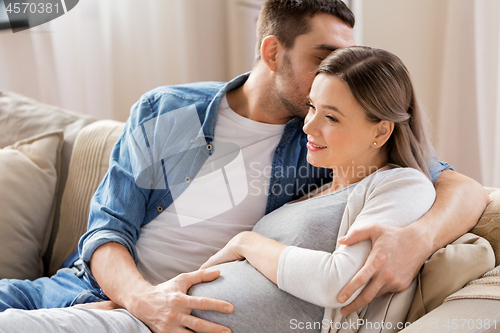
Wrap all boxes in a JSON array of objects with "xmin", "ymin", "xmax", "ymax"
[{"xmin": 373, "ymin": 142, "xmax": 377, "ymax": 146}]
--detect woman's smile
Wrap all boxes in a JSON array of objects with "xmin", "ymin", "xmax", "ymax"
[{"xmin": 307, "ymin": 139, "xmax": 327, "ymax": 151}]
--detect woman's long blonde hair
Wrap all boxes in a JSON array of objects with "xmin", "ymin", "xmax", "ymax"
[{"xmin": 316, "ymin": 46, "xmax": 434, "ymax": 177}]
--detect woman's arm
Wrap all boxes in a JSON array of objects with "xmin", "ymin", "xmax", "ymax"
[
  {"xmin": 336, "ymin": 170, "xmax": 490, "ymax": 316},
  {"xmin": 202, "ymin": 168, "xmax": 436, "ymax": 309}
]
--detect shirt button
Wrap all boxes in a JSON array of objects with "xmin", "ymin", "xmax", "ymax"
[
  {"xmin": 207, "ymin": 144, "xmax": 212, "ymax": 151},
  {"xmin": 157, "ymin": 206, "xmax": 163, "ymax": 212},
  {"xmin": 185, "ymin": 176, "xmax": 191, "ymax": 183},
  {"xmin": 299, "ymin": 121, "xmax": 304, "ymax": 126},
  {"xmin": 198, "ymin": 137, "xmax": 203, "ymax": 142}
]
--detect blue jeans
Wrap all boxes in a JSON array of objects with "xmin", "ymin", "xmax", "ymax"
[{"xmin": 0, "ymin": 261, "xmax": 107, "ymax": 311}]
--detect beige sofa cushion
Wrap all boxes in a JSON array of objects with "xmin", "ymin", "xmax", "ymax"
[
  {"xmin": 0, "ymin": 131, "xmax": 63, "ymax": 279},
  {"xmin": 441, "ymin": 188, "xmax": 500, "ymax": 303},
  {"xmin": 406, "ymin": 187, "xmax": 500, "ymax": 322},
  {"xmin": 406, "ymin": 233, "xmax": 495, "ymax": 323},
  {"xmin": 49, "ymin": 120, "xmax": 125, "ymax": 275},
  {"xmin": 0, "ymin": 91, "xmax": 97, "ymax": 273}
]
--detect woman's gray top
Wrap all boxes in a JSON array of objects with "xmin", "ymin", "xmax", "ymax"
[
  {"xmin": 189, "ymin": 184, "xmax": 356, "ymax": 332},
  {"xmin": 189, "ymin": 167, "xmax": 436, "ymax": 333}
]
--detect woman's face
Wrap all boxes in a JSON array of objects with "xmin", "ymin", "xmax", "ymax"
[{"xmin": 303, "ymin": 74, "xmax": 384, "ymax": 179}]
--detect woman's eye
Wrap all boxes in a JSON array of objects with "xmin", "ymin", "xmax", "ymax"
[
  {"xmin": 306, "ymin": 102, "xmax": 316, "ymax": 110},
  {"xmin": 326, "ymin": 115, "xmax": 339, "ymax": 123}
]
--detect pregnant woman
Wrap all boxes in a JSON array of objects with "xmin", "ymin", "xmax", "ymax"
[{"xmin": 188, "ymin": 46, "xmax": 436, "ymax": 332}]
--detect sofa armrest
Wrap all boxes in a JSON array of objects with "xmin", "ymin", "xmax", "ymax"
[
  {"xmin": 400, "ymin": 299, "xmax": 500, "ymax": 333},
  {"xmin": 48, "ymin": 120, "xmax": 125, "ymax": 275}
]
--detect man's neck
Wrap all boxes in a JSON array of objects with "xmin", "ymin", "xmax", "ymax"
[{"xmin": 226, "ymin": 67, "xmax": 292, "ymax": 125}]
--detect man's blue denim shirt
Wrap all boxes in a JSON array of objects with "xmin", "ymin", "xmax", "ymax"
[{"xmin": 78, "ymin": 73, "xmax": 453, "ymax": 288}]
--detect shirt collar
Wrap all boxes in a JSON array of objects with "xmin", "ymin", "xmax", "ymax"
[{"xmin": 199, "ymin": 72, "xmax": 250, "ymax": 141}]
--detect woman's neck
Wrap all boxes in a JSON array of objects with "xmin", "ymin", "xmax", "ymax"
[{"xmin": 328, "ymin": 158, "xmax": 388, "ymax": 192}]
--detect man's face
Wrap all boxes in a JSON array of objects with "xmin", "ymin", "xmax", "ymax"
[{"xmin": 275, "ymin": 13, "xmax": 355, "ymax": 118}]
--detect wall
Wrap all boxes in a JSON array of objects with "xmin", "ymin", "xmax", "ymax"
[
  {"xmin": 0, "ymin": 0, "xmax": 229, "ymax": 122},
  {"xmin": 361, "ymin": 0, "xmax": 449, "ymax": 145}
]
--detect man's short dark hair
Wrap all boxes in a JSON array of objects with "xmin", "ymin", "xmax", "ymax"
[{"xmin": 256, "ymin": 0, "xmax": 355, "ymax": 59}]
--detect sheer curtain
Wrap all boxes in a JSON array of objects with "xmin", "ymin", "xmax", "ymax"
[
  {"xmin": 0, "ymin": 0, "xmax": 228, "ymax": 121},
  {"xmin": 437, "ymin": 0, "xmax": 500, "ymax": 187}
]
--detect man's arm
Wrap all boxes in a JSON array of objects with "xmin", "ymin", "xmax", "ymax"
[
  {"xmin": 74, "ymin": 91, "xmax": 235, "ymax": 332},
  {"xmin": 336, "ymin": 170, "xmax": 490, "ymax": 315},
  {"xmin": 90, "ymin": 242, "xmax": 234, "ymax": 333}
]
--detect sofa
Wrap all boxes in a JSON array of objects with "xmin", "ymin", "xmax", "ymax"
[{"xmin": 1, "ymin": 90, "xmax": 500, "ymax": 332}]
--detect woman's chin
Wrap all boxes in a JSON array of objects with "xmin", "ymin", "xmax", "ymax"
[{"xmin": 306, "ymin": 155, "xmax": 324, "ymax": 168}]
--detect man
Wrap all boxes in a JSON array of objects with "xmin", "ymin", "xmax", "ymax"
[{"xmin": 0, "ymin": 1, "xmax": 489, "ymax": 333}]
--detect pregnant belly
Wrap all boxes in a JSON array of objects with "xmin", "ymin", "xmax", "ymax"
[{"xmin": 188, "ymin": 260, "xmax": 324, "ymax": 333}]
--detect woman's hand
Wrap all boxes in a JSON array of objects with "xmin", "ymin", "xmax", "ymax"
[
  {"xmin": 74, "ymin": 300, "xmax": 122, "ymax": 310},
  {"xmin": 202, "ymin": 231, "xmax": 287, "ymax": 286},
  {"xmin": 200, "ymin": 232, "xmax": 248, "ymax": 269}
]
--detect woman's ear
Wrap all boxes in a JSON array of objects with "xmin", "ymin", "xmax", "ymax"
[
  {"xmin": 259, "ymin": 35, "xmax": 282, "ymax": 72},
  {"xmin": 374, "ymin": 120, "xmax": 394, "ymax": 147}
]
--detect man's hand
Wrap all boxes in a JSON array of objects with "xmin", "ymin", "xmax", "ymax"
[
  {"xmin": 91, "ymin": 243, "xmax": 234, "ymax": 333},
  {"xmin": 127, "ymin": 269, "xmax": 233, "ymax": 333},
  {"xmin": 76, "ymin": 269, "xmax": 234, "ymax": 333},
  {"xmin": 334, "ymin": 170, "xmax": 490, "ymax": 316},
  {"xmin": 336, "ymin": 223, "xmax": 431, "ymax": 316}
]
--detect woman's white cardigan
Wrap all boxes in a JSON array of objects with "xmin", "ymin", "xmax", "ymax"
[{"xmin": 276, "ymin": 165, "xmax": 436, "ymax": 333}]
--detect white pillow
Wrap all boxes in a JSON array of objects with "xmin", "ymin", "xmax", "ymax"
[{"xmin": 0, "ymin": 131, "xmax": 63, "ymax": 280}]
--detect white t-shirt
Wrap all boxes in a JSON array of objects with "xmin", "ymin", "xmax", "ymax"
[{"xmin": 136, "ymin": 95, "xmax": 285, "ymax": 285}]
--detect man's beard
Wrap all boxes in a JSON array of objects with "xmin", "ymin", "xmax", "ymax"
[{"xmin": 275, "ymin": 53, "xmax": 309, "ymax": 119}]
